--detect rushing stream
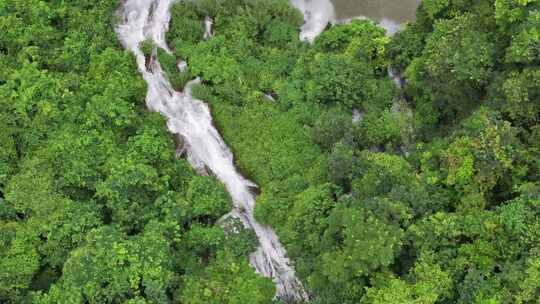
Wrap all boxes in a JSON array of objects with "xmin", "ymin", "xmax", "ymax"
[{"xmin": 115, "ymin": 0, "xmax": 307, "ymax": 301}]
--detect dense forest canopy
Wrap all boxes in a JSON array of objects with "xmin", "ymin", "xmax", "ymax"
[{"xmin": 0, "ymin": 0, "xmax": 539, "ymax": 303}]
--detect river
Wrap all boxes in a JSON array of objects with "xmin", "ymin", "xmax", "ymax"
[
  {"xmin": 332, "ymin": 0, "xmax": 420, "ymax": 23},
  {"xmin": 291, "ymin": 0, "xmax": 420, "ymax": 41}
]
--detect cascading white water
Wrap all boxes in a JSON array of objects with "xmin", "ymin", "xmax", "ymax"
[
  {"xmin": 115, "ymin": 0, "xmax": 307, "ymax": 301},
  {"xmin": 289, "ymin": 0, "xmax": 336, "ymax": 42}
]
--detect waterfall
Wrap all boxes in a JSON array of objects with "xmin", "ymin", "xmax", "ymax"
[
  {"xmin": 289, "ymin": 0, "xmax": 336, "ymax": 42},
  {"xmin": 115, "ymin": 0, "xmax": 308, "ymax": 301}
]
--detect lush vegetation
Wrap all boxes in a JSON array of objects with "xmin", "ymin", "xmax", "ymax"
[
  {"xmin": 164, "ymin": 0, "xmax": 540, "ymax": 303},
  {"xmin": 0, "ymin": 1, "xmax": 273, "ymax": 303},
  {"xmin": 2, "ymin": 0, "xmax": 540, "ymax": 303}
]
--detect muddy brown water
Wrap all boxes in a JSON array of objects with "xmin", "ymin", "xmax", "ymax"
[{"xmin": 332, "ymin": 0, "xmax": 421, "ymax": 24}]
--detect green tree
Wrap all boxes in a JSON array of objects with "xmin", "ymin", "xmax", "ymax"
[
  {"xmin": 35, "ymin": 224, "xmax": 176, "ymax": 303},
  {"xmin": 180, "ymin": 251, "xmax": 275, "ymax": 304}
]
